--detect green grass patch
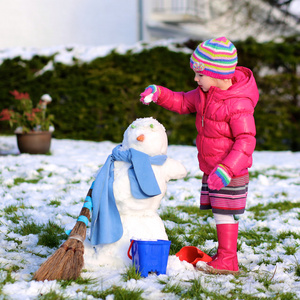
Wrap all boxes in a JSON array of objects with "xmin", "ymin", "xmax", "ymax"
[
  {"xmin": 295, "ymin": 259, "xmax": 300, "ymax": 277},
  {"xmin": 71, "ymin": 180, "xmax": 81, "ymax": 184},
  {"xmin": 59, "ymin": 276, "xmax": 96, "ymax": 289},
  {"xmin": 3, "ymin": 204, "xmax": 25, "ymax": 224},
  {"xmin": 269, "ymin": 200, "xmax": 300, "ymax": 211},
  {"xmin": 3, "ymin": 205, "xmax": 19, "ymax": 214},
  {"xmin": 121, "ymin": 265, "xmax": 141, "ymax": 281},
  {"xmin": 275, "ymin": 292, "xmax": 298, "ymax": 300},
  {"xmin": 177, "ymin": 205, "xmax": 213, "ymax": 220},
  {"xmin": 166, "ymin": 223, "xmax": 215, "ymax": 255},
  {"xmin": 284, "ymin": 245, "xmax": 298, "ymax": 255},
  {"xmin": 184, "ymin": 278, "xmax": 220, "ymax": 299},
  {"xmin": 160, "ymin": 205, "xmax": 213, "ymax": 223},
  {"xmin": 27, "ymin": 251, "xmax": 47, "ymax": 258},
  {"xmin": 14, "ymin": 221, "xmax": 43, "ymax": 236},
  {"xmin": 249, "ymin": 167, "xmax": 292, "ymax": 181},
  {"xmin": 38, "ymin": 291, "xmax": 68, "ymax": 300},
  {"xmin": 249, "ymin": 170, "xmax": 262, "ymax": 179},
  {"xmin": 5, "ymin": 214, "xmax": 21, "ymax": 224},
  {"xmin": 4, "ymin": 236, "xmax": 22, "ymax": 246},
  {"xmin": 165, "ymin": 226, "xmax": 187, "ymax": 255},
  {"xmin": 183, "ymin": 277, "xmax": 292, "ymax": 300},
  {"xmin": 248, "ymin": 201, "xmax": 300, "ymax": 220},
  {"xmin": 255, "ymin": 267, "xmax": 278, "ymax": 290},
  {"xmin": 277, "ymin": 231, "xmax": 300, "ymax": 240},
  {"xmin": 160, "ymin": 205, "xmax": 215, "ymax": 255},
  {"xmin": 84, "ymin": 285, "xmax": 144, "ymax": 300},
  {"xmin": 160, "ymin": 208, "xmax": 189, "ymax": 224},
  {"xmin": 239, "ymin": 228, "xmax": 277, "ymax": 248},
  {"xmin": 161, "ymin": 282, "xmax": 183, "ymax": 296},
  {"xmin": 271, "ymin": 174, "xmax": 290, "ymax": 180},
  {"xmin": 13, "ymin": 177, "xmax": 42, "ymax": 185},
  {"xmin": 185, "ymin": 223, "xmax": 217, "ymax": 251},
  {"xmin": 37, "ymin": 221, "xmax": 68, "ymax": 248},
  {"xmin": 48, "ymin": 199, "xmax": 61, "ymax": 207},
  {"xmin": 0, "ymin": 264, "xmax": 20, "ymax": 286}
]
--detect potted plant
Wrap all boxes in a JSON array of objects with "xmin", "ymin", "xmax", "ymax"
[{"xmin": 0, "ymin": 90, "xmax": 54, "ymax": 154}]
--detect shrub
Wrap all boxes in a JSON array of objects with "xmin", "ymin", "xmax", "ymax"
[{"xmin": 0, "ymin": 36, "xmax": 299, "ymax": 150}]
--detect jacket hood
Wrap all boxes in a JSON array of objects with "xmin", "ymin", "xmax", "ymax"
[{"xmin": 213, "ymin": 66, "xmax": 259, "ymax": 108}]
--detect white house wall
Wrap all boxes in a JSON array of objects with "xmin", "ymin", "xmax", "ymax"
[
  {"xmin": 0, "ymin": 0, "xmax": 139, "ymax": 48},
  {"xmin": 0, "ymin": 0, "xmax": 299, "ymax": 49}
]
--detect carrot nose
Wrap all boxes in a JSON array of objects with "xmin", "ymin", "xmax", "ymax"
[{"xmin": 136, "ymin": 134, "xmax": 145, "ymax": 142}]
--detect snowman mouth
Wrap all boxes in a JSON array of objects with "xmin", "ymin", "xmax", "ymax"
[{"xmin": 136, "ymin": 134, "xmax": 145, "ymax": 142}]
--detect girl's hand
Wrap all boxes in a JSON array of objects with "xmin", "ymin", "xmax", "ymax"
[
  {"xmin": 207, "ymin": 164, "xmax": 232, "ymax": 191},
  {"xmin": 140, "ymin": 85, "xmax": 160, "ymax": 105}
]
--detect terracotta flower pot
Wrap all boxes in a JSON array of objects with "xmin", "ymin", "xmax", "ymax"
[{"xmin": 16, "ymin": 131, "xmax": 52, "ymax": 154}]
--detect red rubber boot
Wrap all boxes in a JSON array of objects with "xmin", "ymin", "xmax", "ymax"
[{"xmin": 206, "ymin": 223, "xmax": 239, "ymax": 275}]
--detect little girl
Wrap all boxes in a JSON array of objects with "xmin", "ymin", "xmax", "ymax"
[{"xmin": 139, "ymin": 37, "xmax": 259, "ymax": 274}]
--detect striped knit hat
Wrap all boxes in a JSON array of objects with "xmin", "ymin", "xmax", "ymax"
[{"xmin": 190, "ymin": 37, "xmax": 238, "ymax": 79}]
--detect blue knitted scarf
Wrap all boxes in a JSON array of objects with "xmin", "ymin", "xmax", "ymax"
[{"xmin": 90, "ymin": 144, "xmax": 167, "ymax": 245}]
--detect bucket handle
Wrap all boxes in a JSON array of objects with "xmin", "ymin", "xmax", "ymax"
[{"xmin": 127, "ymin": 240, "xmax": 134, "ymax": 260}]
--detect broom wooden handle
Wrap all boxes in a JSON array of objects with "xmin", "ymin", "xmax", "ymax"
[
  {"xmin": 68, "ymin": 187, "xmax": 92, "ymax": 242},
  {"xmin": 78, "ymin": 186, "xmax": 92, "ymax": 219}
]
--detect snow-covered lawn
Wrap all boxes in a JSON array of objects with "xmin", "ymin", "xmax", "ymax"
[{"xmin": 0, "ymin": 135, "xmax": 300, "ymax": 299}]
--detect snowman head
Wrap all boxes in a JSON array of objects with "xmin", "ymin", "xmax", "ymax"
[{"xmin": 122, "ymin": 117, "xmax": 168, "ymax": 156}]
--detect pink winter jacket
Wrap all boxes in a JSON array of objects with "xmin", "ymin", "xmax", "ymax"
[{"xmin": 156, "ymin": 66, "xmax": 259, "ymax": 177}]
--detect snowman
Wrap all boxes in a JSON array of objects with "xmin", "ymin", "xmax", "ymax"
[{"xmin": 84, "ymin": 117, "xmax": 187, "ymax": 268}]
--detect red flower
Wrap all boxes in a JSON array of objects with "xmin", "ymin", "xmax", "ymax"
[
  {"xmin": 10, "ymin": 90, "xmax": 30, "ymax": 100},
  {"xmin": 1, "ymin": 90, "xmax": 53, "ymax": 132},
  {"xmin": 32, "ymin": 108, "xmax": 42, "ymax": 113},
  {"xmin": 25, "ymin": 112, "xmax": 35, "ymax": 121},
  {"xmin": 0, "ymin": 109, "xmax": 12, "ymax": 121}
]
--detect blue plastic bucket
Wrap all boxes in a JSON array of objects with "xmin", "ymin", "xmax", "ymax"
[{"xmin": 127, "ymin": 239, "xmax": 171, "ymax": 277}]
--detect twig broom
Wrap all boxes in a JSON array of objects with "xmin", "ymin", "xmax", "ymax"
[{"xmin": 33, "ymin": 187, "xmax": 92, "ymax": 281}]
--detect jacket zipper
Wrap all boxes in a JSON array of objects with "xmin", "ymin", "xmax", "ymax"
[{"xmin": 202, "ymin": 90, "xmax": 214, "ymax": 128}]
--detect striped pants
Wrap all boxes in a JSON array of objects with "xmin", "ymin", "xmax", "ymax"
[{"xmin": 200, "ymin": 172, "xmax": 249, "ymax": 215}]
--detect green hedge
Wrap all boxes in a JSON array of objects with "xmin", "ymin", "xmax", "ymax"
[{"xmin": 0, "ymin": 36, "xmax": 299, "ymax": 151}]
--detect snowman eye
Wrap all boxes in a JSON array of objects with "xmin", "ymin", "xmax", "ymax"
[
  {"xmin": 131, "ymin": 125, "xmax": 136, "ymax": 129},
  {"xmin": 150, "ymin": 124, "xmax": 154, "ymax": 128}
]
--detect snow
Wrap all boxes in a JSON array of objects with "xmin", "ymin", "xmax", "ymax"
[
  {"xmin": 291, "ymin": 0, "xmax": 300, "ymax": 14},
  {"xmin": 0, "ymin": 36, "xmax": 300, "ymax": 298},
  {"xmin": 0, "ymin": 134, "xmax": 300, "ymax": 299},
  {"xmin": 0, "ymin": 39, "xmax": 192, "ymax": 69}
]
